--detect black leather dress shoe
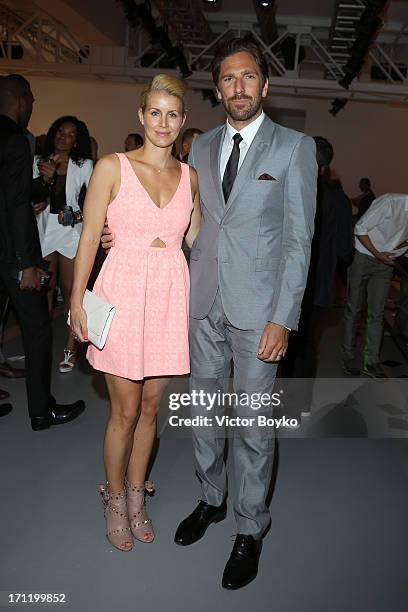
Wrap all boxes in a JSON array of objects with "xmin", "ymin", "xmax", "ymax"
[
  {"xmin": 222, "ymin": 534, "xmax": 262, "ymax": 590},
  {"xmin": 0, "ymin": 403, "xmax": 13, "ymax": 417},
  {"xmin": 31, "ymin": 400, "xmax": 85, "ymax": 431},
  {"xmin": 174, "ymin": 500, "xmax": 227, "ymax": 546},
  {"xmin": 0, "ymin": 361, "xmax": 26, "ymax": 378}
]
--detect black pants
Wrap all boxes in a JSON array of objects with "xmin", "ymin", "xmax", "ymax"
[
  {"xmin": 0, "ymin": 284, "xmax": 8, "ymax": 361},
  {"xmin": 281, "ymin": 303, "xmax": 325, "ymax": 419},
  {"xmin": 395, "ymin": 256, "xmax": 408, "ymax": 338},
  {"xmin": 0, "ymin": 264, "xmax": 53, "ymax": 418}
]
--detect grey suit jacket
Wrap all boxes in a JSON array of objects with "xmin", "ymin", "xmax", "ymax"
[{"xmin": 188, "ymin": 114, "xmax": 317, "ymax": 331}]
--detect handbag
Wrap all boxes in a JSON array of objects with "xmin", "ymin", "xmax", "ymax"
[{"xmin": 68, "ymin": 289, "xmax": 115, "ymax": 349}]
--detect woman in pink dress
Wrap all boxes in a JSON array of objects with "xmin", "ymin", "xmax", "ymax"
[{"xmin": 70, "ymin": 75, "xmax": 200, "ymax": 552}]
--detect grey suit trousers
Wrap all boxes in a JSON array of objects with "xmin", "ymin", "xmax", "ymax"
[{"xmin": 189, "ymin": 290, "xmax": 277, "ymax": 538}]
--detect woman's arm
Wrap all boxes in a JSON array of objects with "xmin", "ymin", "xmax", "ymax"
[
  {"xmin": 184, "ymin": 167, "xmax": 201, "ymax": 249},
  {"xmin": 60, "ymin": 158, "xmax": 95, "ymax": 225},
  {"xmin": 31, "ymin": 154, "xmax": 60, "ymax": 202},
  {"xmin": 69, "ymin": 155, "xmax": 118, "ymax": 341},
  {"xmin": 32, "ymin": 155, "xmax": 51, "ymax": 202}
]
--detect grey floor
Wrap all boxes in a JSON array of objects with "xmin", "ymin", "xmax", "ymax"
[{"xmin": 1, "ymin": 301, "xmax": 408, "ymax": 612}]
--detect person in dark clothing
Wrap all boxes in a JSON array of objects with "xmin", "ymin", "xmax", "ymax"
[
  {"xmin": 394, "ymin": 254, "xmax": 408, "ymax": 341},
  {"xmin": 177, "ymin": 127, "xmax": 203, "ymax": 163},
  {"xmin": 0, "ymin": 124, "xmax": 38, "ymax": 385},
  {"xmin": 0, "ymin": 74, "xmax": 85, "ymax": 429},
  {"xmin": 124, "ymin": 132, "xmax": 143, "ymax": 152},
  {"xmin": 353, "ymin": 177, "xmax": 376, "ymax": 220},
  {"xmin": 282, "ymin": 136, "xmax": 353, "ymax": 419},
  {"xmin": 35, "ymin": 133, "xmax": 46, "ymax": 156}
]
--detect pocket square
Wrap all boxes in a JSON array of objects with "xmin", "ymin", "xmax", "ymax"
[{"xmin": 258, "ymin": 173, "xmax": 276, "ymax": 181}]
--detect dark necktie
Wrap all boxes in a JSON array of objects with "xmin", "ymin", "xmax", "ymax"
[{"xmin": 222, "ymin": 133, "xmax": 243, "ymax": 203}]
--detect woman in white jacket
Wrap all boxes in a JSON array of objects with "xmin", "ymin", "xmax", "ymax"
[{"xmin": 33, "ymin": 116, "xmax": 93, "ymax": 372}]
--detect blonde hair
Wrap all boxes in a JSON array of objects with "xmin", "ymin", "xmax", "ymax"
[{"xmin": 140, "ymin": 74, "xmax": 186, "ymax": 114}]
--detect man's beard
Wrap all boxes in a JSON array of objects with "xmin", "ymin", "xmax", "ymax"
[{"xmin": 223, "ymin": 93, "xmax": 263, "ymax": 122}]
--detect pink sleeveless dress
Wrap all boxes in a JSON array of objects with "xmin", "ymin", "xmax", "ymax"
[{"xmin": 87, "ymin": 153, "xmax": 193, "ymax": 380}]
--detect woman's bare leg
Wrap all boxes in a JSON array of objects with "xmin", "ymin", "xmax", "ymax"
[
  {"xmin": 126, "ymin": 377, "xmax": 169, "ymax": 484},
  {"xmin": 102, "ymin": 374, "xmax": 143, "ymax": 551},
  {"xmin": 59, "ymin": 253, "xmax": 76, "ymax": 352},
  {"xmin": 104, "ymin": 374, "xmax": 143, "ymax": 492}
]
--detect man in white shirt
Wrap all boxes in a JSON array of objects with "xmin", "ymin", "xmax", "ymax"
[
  {"xmin": 219, "ymin": 109, "xmax": 265, "ymax": 175},
  {"xmin": 342, "ymin": 193, "xmax": 408, "ymax": 377}
]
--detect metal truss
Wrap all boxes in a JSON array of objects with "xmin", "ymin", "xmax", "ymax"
[
  {"xmin": 0, "ymin": 2, "xmax": 88, "ymax": 65},
  {"xmin": 1, "ymin": 4, "xmax": 408, "ymax": 104},
  {"xmin": 325, "ymin": 0, "xmax": 366, "ymax": 80},
  {"xmin": 151, "ymin": 0, "xmax": 214, "ymax": 46}
]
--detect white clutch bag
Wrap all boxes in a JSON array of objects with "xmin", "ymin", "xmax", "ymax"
[{"xmin": 68, "ymin": 289, "xmax": 115, "ymax": 349}]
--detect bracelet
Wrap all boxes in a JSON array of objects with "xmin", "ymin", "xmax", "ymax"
[{"xmin": 40, "ymin": 175, "xmax": 55, "ymax": 188}]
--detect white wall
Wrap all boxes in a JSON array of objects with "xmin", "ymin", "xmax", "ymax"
[
  {"xmin": 33, "ymin": 0, "xmax": 125, "ymax": 45},
  {"xmin": 28, "ymin": 76, "xmax": 226, "ymax": 157},
  {"xmin": 266, "ymin": 93, "xmax": 408, "ymax": 197},
  {"xmin": 304, "ymin": 98, "xmax": 408, "ymax": 197},
  {"xmin": 28, "ymin": 76, "xmax": 408, "ymax": 197}
]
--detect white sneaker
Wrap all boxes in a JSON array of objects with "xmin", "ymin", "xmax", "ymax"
[{"xmin": 58, "ymin": 349, "xmax": 76, "ymax": 373}]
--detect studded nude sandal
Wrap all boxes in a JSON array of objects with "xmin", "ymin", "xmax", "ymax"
[
  {"xmin": 125, "ymin": 480, "xmax": 155, "ymax": 543},
  {"xmin": 99, "ymin": 484, "xmax": 133, "ymax": 552}
]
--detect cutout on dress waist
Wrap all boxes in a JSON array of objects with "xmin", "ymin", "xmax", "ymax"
[{"xmin": 150, "ymin": 237, "xmax": 167, "ymax": 248}]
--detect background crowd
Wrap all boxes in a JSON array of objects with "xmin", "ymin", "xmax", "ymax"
[{"xmin": 0, "ymin": 72, "xmax": 408, "ymax": 425}]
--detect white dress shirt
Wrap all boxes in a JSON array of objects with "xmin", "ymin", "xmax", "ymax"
[
  {"xmin": 219, "ymin": 111, "xmax": 265, "ymax": 179},
  {"xmin": 354, "ymin": 193, "xmax": 408, "ymax": 258}
]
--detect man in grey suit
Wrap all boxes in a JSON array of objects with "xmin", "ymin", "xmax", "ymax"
[{"xmin": 174, "ymin": 36, "xmax": 317, "ymax": 589}]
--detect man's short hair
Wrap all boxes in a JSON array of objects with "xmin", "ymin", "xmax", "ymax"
[
  {"xmin": 211, "ymin": 35, "xmax": 269, "ymax": 87},
  {"xmin": 181, "ymin": 128, "xmax": 203, "ymax": 144},
  {"xmin": 0, "ymin": 74, "xmax": 31, "ymax": 105},
  {"xmin": 360, "ymin": 177, "xmax": 371, "ymax": 188},
  {"xmin": 126, "ymin": 133, "xmax": 143, "ymax": 147},
  {"xmin": 313, "ymin": 136, "xmax": 334, "ymax": 168}
]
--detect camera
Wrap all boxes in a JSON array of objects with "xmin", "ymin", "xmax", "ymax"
[{"xmin": 61, "ymin": 205, "xmax": 75, "ymax": 227}]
